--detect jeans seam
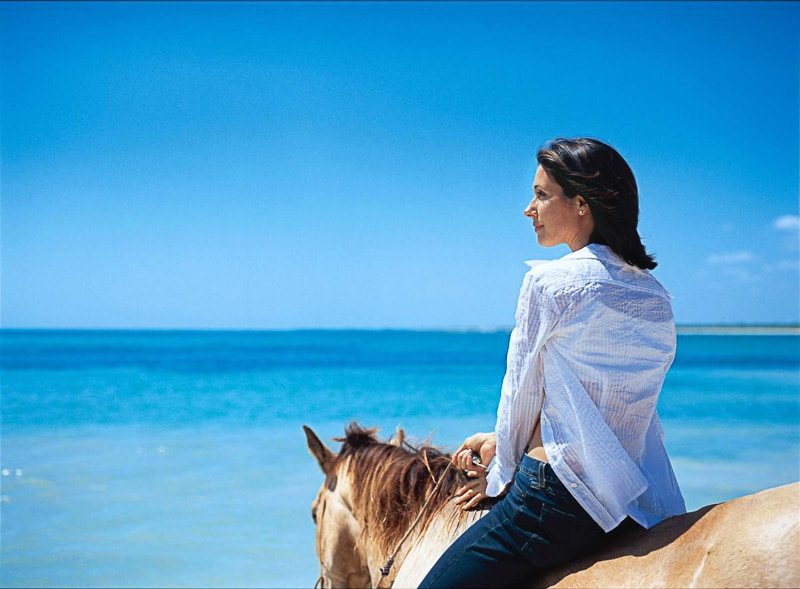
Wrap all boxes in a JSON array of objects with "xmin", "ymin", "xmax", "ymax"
[
  {"xmin": 515, "ymin": 479, "xmax": 528, "ymax": 501},
  {"xmin": 517, "ymin": 491, "xmax": 546, "ymax": 555}
]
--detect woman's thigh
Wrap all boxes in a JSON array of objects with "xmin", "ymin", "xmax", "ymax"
[
  {"xmin": 418, "ymin": 460, "xmax": 608, "ymax": 589},
  {"xmin": 416, "ymin": 492, "xmax": 535, "ymax": 589}
]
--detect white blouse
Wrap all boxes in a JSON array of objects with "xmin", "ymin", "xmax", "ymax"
[{"xmin": 485, "ymin": 242, "xmax": 686, "ymax": 532}]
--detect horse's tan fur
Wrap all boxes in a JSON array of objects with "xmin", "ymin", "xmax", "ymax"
[
  {"xmin": 305, "ymin": 423, "xmax": 800, "ymax": 588},
  {"xmin": 536, "ymin": 482, "xmax": 800, "ymax": 589}
]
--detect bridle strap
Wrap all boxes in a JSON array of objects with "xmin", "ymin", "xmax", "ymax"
[{"xmin": 315, "ymin": 560, "xmax": 353, "ymax": 588}]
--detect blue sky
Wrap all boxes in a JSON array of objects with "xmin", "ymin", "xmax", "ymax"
[{"xmin": 2, "ymin": 1, "xmax": 798, "ymax": 330}]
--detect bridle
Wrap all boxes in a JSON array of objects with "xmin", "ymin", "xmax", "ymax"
[{"xmin": 314, "ymin": 561, "xmax": 354, "ymax": 589}]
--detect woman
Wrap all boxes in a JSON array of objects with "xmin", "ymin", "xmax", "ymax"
[{"xmin": 418, "ymin": 138, "xmax": 686, "ymax": 588}]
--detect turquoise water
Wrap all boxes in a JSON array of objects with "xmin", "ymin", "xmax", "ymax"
[{"xmin": 1, "ymin": 330, "xmax": 799, "ymax": 587}]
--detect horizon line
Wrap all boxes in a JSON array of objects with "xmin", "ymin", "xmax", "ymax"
[{"xmin": 1, "ymin": 324, "xmax": 799, "ymax": 334}]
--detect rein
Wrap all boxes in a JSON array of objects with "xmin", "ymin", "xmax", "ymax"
[{"xmin": 374, "ymin": 454, "xmax": 456, "ymax": 588}]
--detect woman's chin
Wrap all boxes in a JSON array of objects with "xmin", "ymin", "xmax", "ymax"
[{"xmin": 536, "ymin": 235, "xmax": 556, "ymax": 247}]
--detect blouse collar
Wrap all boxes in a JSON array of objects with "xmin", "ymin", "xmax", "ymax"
[{"xmin": 524, "ymin": 243, "xmax": 640, "ymax": 270}]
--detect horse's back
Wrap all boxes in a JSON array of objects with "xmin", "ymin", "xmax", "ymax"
[
  {"xmin": 697, "ymin": 482, "xmax": 800, "ymax": 587},
  {"xmin": 540, "ymin": 482, "xmax": 800, "ymax": 589}
]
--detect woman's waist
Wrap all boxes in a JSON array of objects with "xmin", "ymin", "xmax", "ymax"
[
  {"xmin": 525, "ymin": 445, "xmax": 548, "ymax": 462},
  {"xmin": 525, "ymin": 411, "xmax": 548, "ymax": 463},
  {"xmin": 515, "ymin": 454, "xmax": 563, "ymax": 489}
]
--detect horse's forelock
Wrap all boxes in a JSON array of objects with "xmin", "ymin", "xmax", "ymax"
[{"xmin": 333, "ymin": 421, "xmax": 380, "ymax": 451}]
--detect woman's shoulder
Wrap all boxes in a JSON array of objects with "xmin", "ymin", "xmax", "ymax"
[
  {"xmin": 522, "ymin": 252, "xmax": 602, "ymax": 286},
  {"xmin": 522, "ymin": 249, "xmax": 672, "ymax": 301}
]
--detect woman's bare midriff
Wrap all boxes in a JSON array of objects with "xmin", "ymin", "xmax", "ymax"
[{"xmin": 525, "ymin": 410, "xmax": 549, "ymax": 463}]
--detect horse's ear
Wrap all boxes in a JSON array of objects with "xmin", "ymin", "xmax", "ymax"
[
  {"xmin": 389, "ymin": 425, "xmax": 406, "ymax": 447},
  {"xmin": 303, "ymin": 425, "xmax": 334, "ymax": 474}
]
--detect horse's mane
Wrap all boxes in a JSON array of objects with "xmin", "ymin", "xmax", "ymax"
[{"xmin": 331, "ymin": 422, "xmax": 472, "ymax": 556}]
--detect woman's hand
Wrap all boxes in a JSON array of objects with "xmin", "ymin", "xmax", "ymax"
[
  {"xmin": 451, "ymin": 432, "xmax": 496, "ymax": 511},
  {"xmin": 452, "ymin": 432, "xmax": 496, "ymax": 469},
  {"xmin": 453, "ymin": 460, "xmax": 489, "ymax": 510}
]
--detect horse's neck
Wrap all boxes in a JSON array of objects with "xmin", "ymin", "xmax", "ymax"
[
  {"xmin": 387, "ymin": 503, "xmax": 490, "ymax": 588},
  {"xmin": 349, "ymin": 461, "xmax": 461, "ymax": 586},
  {"xmin": 357, "ymin": 505, "xmax": 456, "ymax": 586}
]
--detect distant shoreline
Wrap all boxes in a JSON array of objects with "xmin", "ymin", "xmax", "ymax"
[{"xmin": 675, "ymin": 325, "xmax": 800, "ymax": 335}]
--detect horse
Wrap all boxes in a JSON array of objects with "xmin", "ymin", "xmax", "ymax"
[{"xmin": 304, "ymin": 422, "xmax": 800, "ymax": 588}]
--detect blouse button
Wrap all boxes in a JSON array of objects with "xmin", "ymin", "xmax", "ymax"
[{"xmin": 570, "ymin": 483, "xmax": 578, "ymax": 488}]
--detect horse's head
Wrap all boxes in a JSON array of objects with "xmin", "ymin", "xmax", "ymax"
[
  {"xmin": 304, "ymin": 422, "xmax": 464, "ymax": 589},
  {"xmin": 304, "ymin": 424, "xmax": 382, "ymax": 588}
]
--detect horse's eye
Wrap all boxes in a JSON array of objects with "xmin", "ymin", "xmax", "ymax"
[{"xmin": 311, "ymin": 507, "xmax": 317, "ymax": 524}]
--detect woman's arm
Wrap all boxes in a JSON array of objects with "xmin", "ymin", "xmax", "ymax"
[{"xmin": 487, "ymin": 270, "xmax": 561, "ymax": 497}]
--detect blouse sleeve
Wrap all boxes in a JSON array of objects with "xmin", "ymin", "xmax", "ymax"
[{"xmin": 486, "ymin": 269, "xmax": 562, "ymax": 497}]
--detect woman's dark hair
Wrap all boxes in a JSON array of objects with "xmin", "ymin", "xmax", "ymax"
[{"xmin": 536, "ymin": 137, "xmax": 657, "ymax": 270}]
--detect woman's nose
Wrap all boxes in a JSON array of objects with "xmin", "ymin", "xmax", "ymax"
[{"xmin": 524, "ymin": 204, "xmax": 536, "ymax": 218}]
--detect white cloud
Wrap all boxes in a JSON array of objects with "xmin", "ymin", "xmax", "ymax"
[
  {"xmin": 707, "ymin": 251, "xmax": 756, "ymax": 265},
  {"xmin": 719, "ymin": 267, "xmax": 756, "ymax": 281},
  {"xmin": 773, "ymin": 215, "xmax": 800, "ymax": 231}
]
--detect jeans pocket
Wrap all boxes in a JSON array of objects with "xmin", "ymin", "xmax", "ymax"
[
  {"xmin": 541, "ymin": 502, "xmax": 581, "ymax": 524},
  {"xmin": 515, "ymin": 502, "xmax": 603, "ymax": 568},
  {"xmin": 506, "ymin": 484, "xmax": 541, "ymax": 526},
  {"xmin": 503, "ymin": 488, "xmax": 547, "ymax": 560}
]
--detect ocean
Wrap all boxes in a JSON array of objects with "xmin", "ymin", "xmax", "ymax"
[{"xmin": 1, "ymin": 329, "xmax": 798, "ymax": 588}]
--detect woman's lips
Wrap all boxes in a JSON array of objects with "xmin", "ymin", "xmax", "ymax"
[{"xmin": 534, "ymin": 224, "xmax": 543, "ymax": 231}]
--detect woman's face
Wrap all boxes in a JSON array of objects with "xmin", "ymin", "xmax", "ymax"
[{"xmin": 523, "ymin": 165, "xmax": 594, "ymax": 251}]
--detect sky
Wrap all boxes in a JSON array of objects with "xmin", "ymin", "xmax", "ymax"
[{"xmin": 1, "ymin": 1, "xmax": 798, "ymax": 330}]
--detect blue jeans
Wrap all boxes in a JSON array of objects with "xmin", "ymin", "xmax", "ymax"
[{"xmin": 418, "ymin": 456, "xmax": 619, "ymax": 589}]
